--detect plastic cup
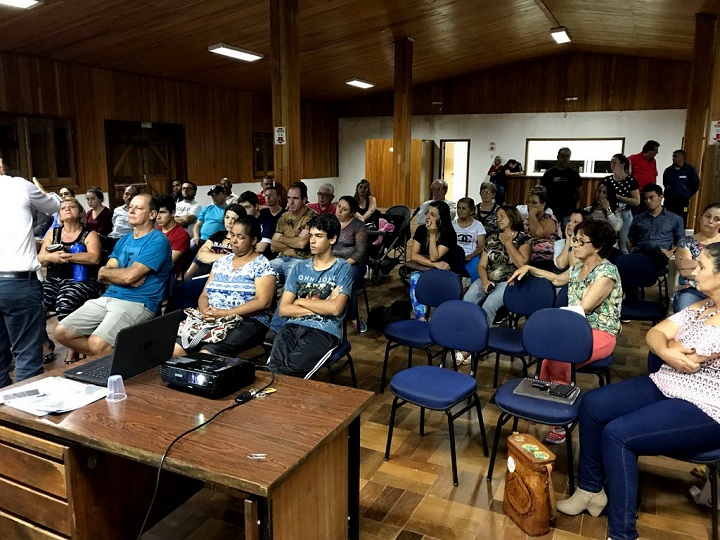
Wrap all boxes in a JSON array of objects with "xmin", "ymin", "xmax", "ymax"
[{"xmin": 106, "ymin": 375, "xmax": 127, "ymax": 402}]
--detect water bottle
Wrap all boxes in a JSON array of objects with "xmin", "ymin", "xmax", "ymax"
[{"xmin": 70, "ymin": 243, "xmax": 87, "ymax": 282}]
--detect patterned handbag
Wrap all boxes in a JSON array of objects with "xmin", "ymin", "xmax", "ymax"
[{"xmin": 177, "ymin": 307, "xmax": 243, "ymax": 349}]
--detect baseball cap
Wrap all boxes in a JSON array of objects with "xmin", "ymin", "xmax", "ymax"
[{"xmin": 207, "ymin": 185, "xmax": 225, "ymax": 195}]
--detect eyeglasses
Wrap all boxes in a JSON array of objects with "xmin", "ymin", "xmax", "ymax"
[
  {"xmin": 317, "ymin": 192, "xmax": 332, "ymax": 198},
  {"xmin": 571, "ymin": 237, "xmax": 588, "ymax": 247}
]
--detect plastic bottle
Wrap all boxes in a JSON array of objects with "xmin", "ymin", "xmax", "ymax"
[{"xmin": 70, "ymin": 244, "xmax": 87, "ymax": 282}]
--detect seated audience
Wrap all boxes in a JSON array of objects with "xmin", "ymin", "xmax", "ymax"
[
  {"xmin": 184, "ymin": 204, "xmax": 245, "ymax": 281},
  {"xmin": 269, "ymin": 182, "xmax": 315, "ymax": 280},
  {"xmin": 464, "ymin": 206, "xmax": 531, "ymax": 325},
  {"xmin": 333, "ymin": 196, "xmax": 369, "ymax": 333},
  {"xmin": 49, "ymin": 187, "xmax": 76, "ymax": 229},
  {"xmin": 307, "ymin": 183, "xmax": 336, "ymax": 215},
  {"xmin": 257, "ymin": 175, "xmax": 274, "ymax": 207},
  {"xmin": 257, "ymin": 185, "xmax": 284, "ymax": 259},
  {"xmin": 267, "ymin": 214, "xmax": 353, "ymax": 377},
  {"xmin": 554, "ymin": 209, "xmax": 588, "ymax": 271},
  {"xmin": 475, "ymin": 181, "xmax": 500, "ymax": 236},
  {"xmin": 353, "ymin": 178, "xmax": 379, "ymax": 223},
  {"xmin": 408, "ymin": 201, "xmax": 459, "ymax": 320},
  {"xmin": 510, "ymin": 219, "xmax": 622, "ymax": 444},
  {"xmin": 673, "ymin": 202, "xmax": 720, "ymax": 312},
  {"xmin": 604, "ymin": 153, "xmax": 640, "ymax": 254},
  {"xmin": 85, "ymin": 187, "xmax": 112, "ymax": 236},
  {"xmin": 222, "ymin": 178, "xmax": 239, "ymax": 205},
  {"xmin": 556, "ymin": 243, "xmax": 720, "ymax": 540},
  {"xmin": 156, "ymin": 195, "xmax": 190, "ymax": 278},
  {"xmin": 523, "ymin": 185, "xmax": 559, "ymax": 271},
  {"xmin": 416, "ymin": 179, "xmax": 457, "ymax": 225},
  {"xmin": 585, "ymin": 182, "xmax": 622, "ymax": 232},
  {"xmin": 109, "ymin": 185, "xmax": 139, "ymax": 239},
  {"xmin": 39, "ymin": 197, "xmax": 104, "ymax": 364},
  {"xmin": 171, "ymin": 179, "xmax": 182, "ymax": 202},
  {"xmin": 453, "ymin": 197, "xmax": 485, "ymax": 282},
  {"xmin": 193, "ymin": 185, "xmax": 228, "ymax": 246},
  {"xmin": 174, "ymin": 181, "xmax": 202, "ymax": 230},
  {"xmin": 173, "ymin": 215, "xmax": 275, "ymax": 358},
  {"xmin": 55, "ymin": 194, "xmax": 173, "ymax": 357}
]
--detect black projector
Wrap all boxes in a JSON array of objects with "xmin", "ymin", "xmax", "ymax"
[{"xmin": 160, "ymin": 353, "xmax": 256, "ymax": 397}]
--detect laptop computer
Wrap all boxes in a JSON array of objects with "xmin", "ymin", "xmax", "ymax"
[{"xmin": 63, "ymin": 310, "xmax": 185, "ymax": 386}]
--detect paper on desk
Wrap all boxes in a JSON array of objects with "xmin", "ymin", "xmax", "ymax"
[{"xmin": 0, "ymin": 377, "xmax": 108, "ymax": 416}]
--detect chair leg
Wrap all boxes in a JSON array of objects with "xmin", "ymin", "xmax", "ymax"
[
  {"xmin": 419, "ymin": 407, "xmax": 425, "ymax": 436},
  {"xmin": 408, "ymin": 346, "xmax": 413, "ymax": 369},
  {"xmin": 451, "ymin": 348, "xmax": 458, "ymax": 372},
  {"xmin": 710, "ymin": 464, "xmax": 718, "ymax": 540},
  {"xmin": 493, "ymin": 352, "xmax": 501, "ymax": 388},
  {"xmin": 565, "ymin": 426, "xmax": 575, "ymax": 495},
  {"xmin": 512, "ymin": 417, "xmax": 519, "ymax": 432},
  {"xmin": 446, "ymin": 410, "xmax": 459, "ymax": 486},
  {"xmin": 362, "ymin": 287, "xmax": 370, "ymax": 319},
  {"xmin": 380, "ymin": 342, "xmax": 392, "ymax": 393},
  {"xmin": 487, "ymin": 412, "xmax": 512, "ymax": 481},
  {"xmin": 473, "ymin": 393, "xmax": 489, "ymax": 456},
  {"xmin": 347, "ymin": 353, "xmax": 358, "ymax": 388},
  {"xmin": 384, "ymin": 396, "xmax": 400, "ymax": 460}
]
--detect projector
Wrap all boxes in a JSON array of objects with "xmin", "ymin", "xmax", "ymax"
[{"xmin": 160, "ymin": 353, "xmax": 255, "ymax": 397}]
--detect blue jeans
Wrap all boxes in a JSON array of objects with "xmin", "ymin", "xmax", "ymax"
[
  {"xmin": 618, "ymin": 209, "xmax": 633, "ymax": 254},
  {"xmin": 0, "ymin": 276, "xmax": 45, "ymax": 387},
  {"xmin": 463, "ymin": 280, "xmax": 507, "ymax": 325},
  {"xmin": 672, "ymin": 288, "xmax": 707, "ymax": 313},
  {"xmin": 577, "ymin": 377, "xmax": 720, "ymax": 540},
  {"xmin": 268, "ymin": 256, "xmax": 306, "ymax": 333}
]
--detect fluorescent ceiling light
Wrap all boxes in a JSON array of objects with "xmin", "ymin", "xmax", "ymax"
[
  {"xmin": 0, "ymin": 0, "xmax": 39, "ymax": 7},
  {"xmin": 551, "ymin": 27, "xmax": 571, "ymax": 44},
  {"xmin": 346, "ymin": 78, "xmax": 374, "ymax": 89},
  {"xmin": 208, "ymin": 43, "xmax": 263, "ymax": 62}
]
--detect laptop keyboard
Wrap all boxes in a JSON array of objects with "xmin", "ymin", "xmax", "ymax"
[{"xmin": 81, "ymin": 363, "xmax": 112, "ymax": 381}]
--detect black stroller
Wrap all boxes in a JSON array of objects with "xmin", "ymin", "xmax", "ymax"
[{"xmin": 366, "ymin": 205, "xmax": 413, "ymax": 284}]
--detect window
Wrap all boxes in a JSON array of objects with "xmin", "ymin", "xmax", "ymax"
[{"xmin": 525, "ymin": 138, "xmax": 625, "ymax": 178}]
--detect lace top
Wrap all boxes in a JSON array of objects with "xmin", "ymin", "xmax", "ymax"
[
  {"xmin": 650, "ymin": 301, "xmax": 720, "ymax": 423},
  {"xmin": 677, "ymin": 235, "xmax": 703, "ymax": 289}
]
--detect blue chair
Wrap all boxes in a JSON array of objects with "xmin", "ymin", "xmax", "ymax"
[
  {"xmin": 484, "ymin": 275, "xmax": 556, "ymax": 387},
  {"xmin": 487, "ymin": 308, "xmax": 593, "ymax": 494},
  {"xmin": 648, "ymin": 352, "xmax": 719, "ymax": 540},
  {"xmin": 305, "ymin": 339, "xmax": 357, "ymax": 388},
  {"xmin": 554, "ymin": 284, "xmax": 569, "ymax": 308},
  {"xmin": 384, "ymin": 301, "xmax": 490, "ymax": 485},
  {"xmin": 379, "ymin": 269, "xmax": 462, "ymax": 392},
  {"xmin": 615, "ymin": 254, "xmax": 667, "ymax": 325}
]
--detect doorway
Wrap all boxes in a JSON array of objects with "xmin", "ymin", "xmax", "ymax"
[
  {"xmin": 439, "ymin": 139, "xmax": 470, "ymax": 202},
  {"xmin": 105, "ymin": 121, "xmax": 187, "ymax": 207}
]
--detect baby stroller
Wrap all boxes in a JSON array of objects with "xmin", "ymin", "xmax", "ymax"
[{"xmin": 367, "ymin": 205, "xmax": 412, "ymax": 284}]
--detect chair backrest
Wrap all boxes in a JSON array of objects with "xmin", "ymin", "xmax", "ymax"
[
  {"xmin": 503, "ymin": 274, "xmax": 556, "ymax": 316},
  {"xmin": 554, "ymin": 284, "xmax": 569, "ymax": 308},
  {"xmin": 428, "ymin": 300, "xmax": 489, "ymax": 353},
  {"xmin": 415, "ymin": 268, "xmax": 462, "ymax": 308},
  {"xmin": 522, "ymin": 308, "xmax": 593, "ymax": 364},
  {"xmin": 647, "ymin": 351, "xmax": 663, "ymax": 373},
  {"xmin": 615, "ymin": 253, "xmax": 659, "ymax": 288}
]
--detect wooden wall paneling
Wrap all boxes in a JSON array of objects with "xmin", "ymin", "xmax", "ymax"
[
  {"xmin": 365, "ymin": 139, "xmax": 393, "ymax": 208},
  {"xmin": 301, "ymin": 100, "xmax": 338, "ymax": 180}
]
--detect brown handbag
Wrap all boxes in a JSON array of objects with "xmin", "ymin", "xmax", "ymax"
[{"xmin": 502, "ymin": 432, "xmax": 557, "ymax": 536}]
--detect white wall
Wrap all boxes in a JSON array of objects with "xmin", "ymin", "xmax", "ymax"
[{"xmin": 337, "ymin": 109, "xmax": 687, "ymax": 201}]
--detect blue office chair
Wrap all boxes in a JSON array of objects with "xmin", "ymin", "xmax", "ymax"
[
  {"xmin": 648, "ymin": 351, "xmax": 720, "ymax": 540},
  {"xmin": 554, "ymin": 284, "xmax": 569, "ymax": 308},
  {"xmin": 484, "ymin": 275, "xmax": 556, "ymax": 387},
  {"xmin": 615, "ymin": 254, "xmax": 667, "ymax": 325},
  {"xmin": 305, "ymin": 339, "xmax": 357, "ymax": 388},
  {"xmin": 385, "ymin": 301, "xmax": 490, "ymax": 485},
  {"xmin": 487, "ymin": 308, "xmax": 593, "ymax": 494},
  {"xmin": 379, "ymin": 269, "xmax": 462, "ymax": 392}
]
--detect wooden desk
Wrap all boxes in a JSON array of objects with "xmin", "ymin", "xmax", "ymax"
[{"xmin": 0, "ymin": 368, "xmax": 373, "ymax": 539}]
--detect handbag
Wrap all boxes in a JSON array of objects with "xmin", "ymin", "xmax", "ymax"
[
  {"xmin": 177, "ymin": 307, "xmax": 243, "ymax": 350},
  {"xmin": 503, "ymin": 432, "xmax": 557, "ymax": 536}
]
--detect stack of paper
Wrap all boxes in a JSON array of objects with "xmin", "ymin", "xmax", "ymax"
[{"xmin": 0, "ymin": 377, "xmax": 108, "ymax": 416}]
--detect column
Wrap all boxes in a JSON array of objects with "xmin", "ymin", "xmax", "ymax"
[{"xmin": 393, "ymin": 38, "xmax": 413, "ymax": 207}]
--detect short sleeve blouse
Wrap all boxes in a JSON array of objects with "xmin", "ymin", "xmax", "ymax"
[
  {"xmin": 677, "ymin": 235, "xmax": 703, "ymax": 288},
  {"xmin": 568, "ymin": 259, "xmax": 622, "ymax": 335}
]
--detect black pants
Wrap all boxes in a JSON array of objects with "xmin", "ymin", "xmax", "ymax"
[
  {"xmin": 664, "ymin": 198, "xmax": 689, "ymax": 226},
  {"xmin": 267, "ymin": 324, "xmax": 339, "ymax": 378}
]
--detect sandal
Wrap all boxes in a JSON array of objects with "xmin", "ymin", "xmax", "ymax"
[
  {"xmin": 43, "ymin": 340, "xmax": 56, "ymax": 364},
  {"xmin": 455, "ymin": 351, "xmax": 472, "ymax": 365},
  {"xmin": 545, "ymin": 427, "xmax": 567, "ymax": 445}
]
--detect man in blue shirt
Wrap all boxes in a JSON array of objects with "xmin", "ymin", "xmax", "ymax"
[
  {"xmin": 192, "ymin": 185, "xmax": 228, "ymax": 246},
  {"xmin": 267, "ymin": 213, "xmax": 353, "ymax": 377},
  {"xmin": 662, "ymin": 149, "xmax": 700, "ymax": 225},
  {"xmin": 56, "ymin": 194, "xmax": 173, "ymax": 357}
]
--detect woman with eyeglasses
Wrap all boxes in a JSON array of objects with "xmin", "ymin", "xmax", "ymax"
[
  {"xmin": 556, "ymin": 242, "xmax": 720, "ymax": 540},
  {"xmin": 475, "ymin": 181, "xmax": 500, "ymax": 236},
  {"xmin": 510, "ymin": 219, "xmax": 622, "ymax": 442}
]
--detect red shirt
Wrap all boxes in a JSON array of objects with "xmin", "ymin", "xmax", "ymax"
[
  {"xmin": 628, "ymin": 153, "xmax": 658, "ymax": 190},
  {"xmin": 158, "ymin": 223, "xmax": 190, "ymax": 276},
  {"xmin": 307, "ymin": 202, "xmax": 337, "ymax": 215},
  {"xmin": 257, "ymin": 190, "xmax": 266, "ymax": 206}
]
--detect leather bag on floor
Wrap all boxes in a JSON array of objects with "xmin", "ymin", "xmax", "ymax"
[{"xmin": 502, "ymin": 432, "xmax": 557, "ymax": 536}]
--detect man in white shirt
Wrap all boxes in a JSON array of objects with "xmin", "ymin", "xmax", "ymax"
[
  {"xmin": 222, "ymin": 178, "xmax": 239, "ymax": 205},
  {"xmin": 109, "ymin": 185, "xmax": 139, "ymax": 239},
  {"xmin": 0, "ymin": 150, "xmax": 61, "ymax": 386},
  {"xmin": 416, "ymin": 179, "xmax": 457, "ymax": 224},
  {"xmin": 174, "ymin": 181, "xmax": 202, "ymax": 230}
]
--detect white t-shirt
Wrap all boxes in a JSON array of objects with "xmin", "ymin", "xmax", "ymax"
[{"xmin": 452, "ymin": 218, "xmax": 486, "ymax": 257}]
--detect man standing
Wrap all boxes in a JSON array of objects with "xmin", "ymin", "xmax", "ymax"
[
  {"xmin": 662, "ymin": 149, "xmax": 700, "ymax": 225},
  {"xmin": 267, "ymin": 213, "xmax": 353, "ymax": 377},
  {"xmin": 156, "ymin": 195, "xmax": 190, "ymax": 276},
  {"xmin": 257, "ymin": 176, "xmax": 274, "ymax": 207},
  {"xmin": 628, "ymin": 140, "xmax": 660, "ymax": 195},
  {"xmin": 257, "ymin": 185, "xmax": 285, "ymax": 259},
  {"xmin": 221, "ymin": 178, "xmax": 239, "ymax": 205},
  {"xmin": 270, "ymin": 182, "xmax": 316, "ymax": 279},
  {"xmin": 193, "ymin": 185, "xmax": 227, "ymax": 246},
  {"xmin": 0, "ymin": 152, "xmax": 61, "ymax": 386},
  {"xmin": 174, "ymin": 181, "xmax": 202, "ymax": 230},
  {"xmin": 627, "ymin": 184, "xmax": 684, "ymax": 268},
  {"xmin": 540, "ymin": 147, "xmax": 582, "ymax": 226},
  {"xmin": 416, "ymin": 179, "xmax": 457, "ymax": 224},
  {"xmin": 55, "ymin": 194, "xmax": 173, "ymax": 357},
  {"xmin": 109, "ymin": 185, "xmax": 139, "ymax": 239},
  {"xmin": 307, "ymin": 183, "xmax": 337, "ymax": 215},
  {"xmin": 171, "ymin": 180, "xmax": 183, "ymax": 202}
]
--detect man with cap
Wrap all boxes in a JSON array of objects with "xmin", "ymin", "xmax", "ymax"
[{"xmin": 192, "ymin": 185, "xmax": 228, "ymax": 247}]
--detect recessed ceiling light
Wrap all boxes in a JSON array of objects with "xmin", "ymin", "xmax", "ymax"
[
  {"xmin": 346, "ymin": 78, "xmax": 374, "ymax": 90},
  {"xmin": 551, "ymin": 27, "xmax": 571, "ymax": 44},
  {"xmin": 0, "ymin": 0, "xmax": 39, "ymax": 7},
  {"xmin": 208, "ymin": 43, "xmax": 263, "ymax": 63}
]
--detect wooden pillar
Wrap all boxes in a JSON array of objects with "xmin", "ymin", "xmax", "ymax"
[
  {"xmin": 393, "ymin": 38, "xmax": 413, "ymax": 207},
  {"xmin": 685, "ymin": 13, "xmax": 718, "ymax": 227},
  {"xmin": 269, "ymin": 0, "xmax": 302, "ymax": 188}
]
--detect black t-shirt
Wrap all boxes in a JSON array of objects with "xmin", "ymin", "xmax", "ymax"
[
  {"xmin": 412, "ymin": 225, "xmax": 460, "ymax": 271},
  {"xmin": 603, "ymin": 174, "xmax": 639, "ymax": 204},
  {"xmin": 540, "ymin": 166, "xmax": 582, "ymax": 219}
]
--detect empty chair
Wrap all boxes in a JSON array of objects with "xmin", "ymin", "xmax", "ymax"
[
  {"xmin": 615, "ymin": 253, "xmax": 667, "ymax": 325},
  {"xmin": 379, "ymin": 269, "xmax": 462, "ymax": 392},
  {"xmin": 384, "ymin": 300, "xmax": 490, "ymax": 485}
]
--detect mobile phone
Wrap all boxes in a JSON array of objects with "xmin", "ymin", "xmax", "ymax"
[
  {"xmin": 46, "ymin": 244, "xmax": 64, "ymax": 253},
  {"xmin": 486, "ymin": 283, "xmax": 495, "ymax": 293},
  {"xmin": 549, "ymin": 384, "xmax": 576, "ymax": 398},
  {"xmin": 531, "ymin": 380, "xmax": 550, "ymax": 390}
]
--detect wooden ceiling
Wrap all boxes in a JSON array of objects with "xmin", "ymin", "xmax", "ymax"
[{"xmin": 0, "ymin": 0, "xmax": 717, "ymax": 102}]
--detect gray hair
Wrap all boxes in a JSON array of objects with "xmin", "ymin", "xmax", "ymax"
[{"xmin": 319, "ymin": 182, "xmax": 335, "ymax": 195}]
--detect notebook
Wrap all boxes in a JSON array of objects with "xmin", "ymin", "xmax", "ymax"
[{"xmin": 63, "ymin": 310, "xmax": 184, "ymax": 386}]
